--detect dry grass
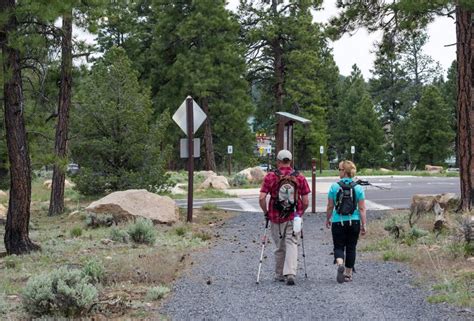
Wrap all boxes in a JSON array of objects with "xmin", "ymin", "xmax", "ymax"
[
  {"xmin": 0, "ymin": 180, "xmax": 236, "ymax": 319},
  {"xmin": 361, "ymin": 210, "xmax": 474, "ymax": 307}
]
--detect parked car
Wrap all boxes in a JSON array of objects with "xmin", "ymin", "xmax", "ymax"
[{"xmin": 67, "ymin": 163, "xmax": 80, "ymax": 175}]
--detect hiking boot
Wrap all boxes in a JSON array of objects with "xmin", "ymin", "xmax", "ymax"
[
  {"xmin": 286, "ymin": 274, "xmax": 295, "ymax": 286},
  {"xmin": 336, "ymin": 265, "xmax": 345, "ymax": 284},
  {"xmin": 274, "ymin": 274, "xmax": 285, "ymax": 282}
]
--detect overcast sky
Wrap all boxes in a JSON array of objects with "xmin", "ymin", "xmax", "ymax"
[{"xmin": 227, "ymin": 0, "xmax": 457, "ymax": 80}]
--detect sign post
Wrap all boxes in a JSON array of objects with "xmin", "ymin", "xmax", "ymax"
[
  {"xmin": 351, "ymin": 145, "xmax": 355, "ymax": 162},
  {"xmin": 186, "ymin": 98, "xmax": 194, "ymax": 223},
  {"xmin": 311, "ymin": 158, "xmax": 316, "ymax": 213},
  {"xmin": 319, "ymin": 146, "xmax": 324, "ymax": 174},
  {"xmin": 227, "ymin": 145, "xmax": 233, "ymax": 176},
  {"xmin": 266, "ymin": 146, "xmax": 271, "ymax": 171},
  {"xmin": 172, "ymin": 96, "xmax": 207, "ymax": 223}
]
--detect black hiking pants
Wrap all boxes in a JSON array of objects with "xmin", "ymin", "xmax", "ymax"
[{"xmin": 331, "ymin": 220, "xmax": 360, "ymax": 269}]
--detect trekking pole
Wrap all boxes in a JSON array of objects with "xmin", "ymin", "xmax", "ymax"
[
  {"xmin": 256, "ymin": 218, "xmax": 269, "ymax": 284},
  {"xmin": 301, "ymin": 228, "xmax": 308, "ymax": 278}
]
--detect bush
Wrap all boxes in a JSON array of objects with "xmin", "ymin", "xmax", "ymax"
[
  {"xmin": 109, "ymin": 228, "xmax": 129, "ymax": 243},
  {"xmin": 201, "ymin": 203, "xmax": 217, "ymax": 211},
  {"xmin": 230, "ymin": 174, "xmax": 248, "ymax": 187},
  {"xmin": 82, "ymin": 259, "xmax": 105, "ymax": 284},
  {"xmin": 145, "ymin": 286, "xmax": 170, "ymax": 301},
  {"xmin": 193, "ymin": 231, "xmax": 212, "ymax": 241},
  {"xmin": 70, "ymin": 226, "xmax": 83, "ymax": 238},
  {"xmin": 174, "ymin": 226, "xmax": 188, "ymax": 237},
  {"xmin": 384, "ymin": 217, "xmax": 405, "ymax": 238},
  {"xmin": 85, "ymin": 213, "xmax": 115, "ymax": 228},
  {"xmin": 22, "ymin": 267, "xmax": 98, "ymax": 317},
  {"xmin": 0, "ymin": 293, "xmax": 7, "ymax": 315},
  {"xmin": 127, "ymin": 218, "xmax": 156, "ymax": 245}
]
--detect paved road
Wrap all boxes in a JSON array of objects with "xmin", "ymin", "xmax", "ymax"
[{"xmin": 176, "ymin": 176, "xmax": 460, "ymax": 212}]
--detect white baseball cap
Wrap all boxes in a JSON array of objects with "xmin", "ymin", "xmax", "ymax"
[{"xmin": 277, "ymin": 149, "xmax": 292, "ymax": 161}]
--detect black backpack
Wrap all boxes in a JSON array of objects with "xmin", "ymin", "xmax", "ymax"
[
  {"xmin": 272, "ymin": 169, "xmax": 299, "ymax": 218},
  {"xmin": 335, "ymin": 181, "xmax": 357, "ymax": 215}
]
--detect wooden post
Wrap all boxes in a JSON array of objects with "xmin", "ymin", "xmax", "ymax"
[
  {"xmin": 186, "ymin": 97, "xmax": 194, "ymax": 223},
  {"xmin": 311, "ymin": 158, "xmax": 316, "ymax": 213}
]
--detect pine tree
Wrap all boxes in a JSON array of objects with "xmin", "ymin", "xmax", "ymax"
[
  {"xmin": 334, "ymin": 65, "xmax": 385, "ymax": 168},
  {"xmin": 369, "ymin": 36, "xmax": 410, "ymax": 168},
  {"xmin": 329, "ymin": 0, "xmax": 474, "ymax": 210},
  {"xmin": 150, "ymin": 0, "xmax": 254, "ymax": 170},
  {"xmin": 407, "ymin": 85, "xmax": 454, "ymax": 168},
  {"xmin": 240, "ymin": 0, "xmax": 338, "ymax": 167},
  {"xmin": 71, "ymin": 47, "xmax": 169, "ymax": 195}
]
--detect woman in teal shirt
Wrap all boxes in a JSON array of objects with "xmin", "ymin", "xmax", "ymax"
[{"xmin": 325, "ymin": 160, "xmax": 367, "ymax": 283}]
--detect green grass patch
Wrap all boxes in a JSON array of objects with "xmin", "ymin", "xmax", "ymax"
[
  {"xmin": 201, "ymin": 203, "xmax": 218, "ymax": 211},
  {"xmin": 428, "ymin": 272, "xmax": 474, "ymax": 307},
  {"xmin": 382, "ymin": 248, "xmax": 412, "ymax": 262},
  {"xmin": 361, "ymin": 237, "xmax": 393, "ymax": 252}
]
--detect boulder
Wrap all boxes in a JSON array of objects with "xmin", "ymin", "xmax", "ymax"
[
  {"xmin": 237, "ymin": 167, "xmax": 266, "ymax": 183},
  {"xmin": 379, "ymin": 168, "xmax": 391, "ymax": 173},
  {"xmin": 170, "ymin": 185, "xmax": 186, "ymax": 195},
  {"xmin": 0, "ymin": 190, "xmax": 7, "ymax": 198},
  {"xmin": 0, "ymin": 204, "xmax": 6, "ymax": 224},
  {"xmin": 43, "ymin": 179, "xmax": 75, "ymax": 189},
  {"xmin": 196, "ymin": 171, "xmax": 217, "ymax": 180},
  {"xmin": 199, "ymin": 175, "xmax": 230, "ymax": 190},
  {"xmin": 86, "ymin": 189, "xmax": 178, "ymax": 224},
  {"xmin": 424, "ymin": 165, "xmax": 443, "ymax": 173}
]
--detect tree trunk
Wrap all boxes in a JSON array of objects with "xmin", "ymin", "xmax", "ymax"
[
  {"xmin": 49, "ymin": 11, "xmax": 73, "ymax": 216},
  {"xmin": 271, "ymin": 0, "xmax": 284, "ymax": 111},
  {"xmin": 202, "ymin": 97, "xmax": 216, "ymax": 172},
  {"xmin": 1, "ymin": 0, "xmax": 40, "ymax": 254},
  {"xmin": 455, "ymin": 6, "xmax": 474, "ymax": 211}
]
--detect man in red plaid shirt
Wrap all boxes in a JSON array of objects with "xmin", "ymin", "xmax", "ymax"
[{"xmin": 259, "ymin": 149, "xmax": 310, "ymax": 285}]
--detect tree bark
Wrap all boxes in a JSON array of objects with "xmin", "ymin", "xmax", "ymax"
[
  {"xmin": 1, "ymin": 0, "xmax": 40, "ymax": 254},
  {"xmin": 271, "ymin": 0, "xmax": 284, "ymax": 111},
  {"xmin": 455, "ymin": 6, "xmax": 474, "ymax": 211},
  {"xmin": 49, "ymin": 10, "xmax": 73, "ymax": 216},
  {"xmin": 202, "ymin": 97, "xmax": 216, "ymax": 172}
]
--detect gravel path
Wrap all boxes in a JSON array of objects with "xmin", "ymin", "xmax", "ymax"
[{"xmin": 161, "ymin": 211, "xmax": 471, "ymax": 320}]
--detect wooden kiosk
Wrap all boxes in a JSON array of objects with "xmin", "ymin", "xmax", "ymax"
[{"xmin": 275, "ymin": 112, "xmax": 311, "ymax": 161}]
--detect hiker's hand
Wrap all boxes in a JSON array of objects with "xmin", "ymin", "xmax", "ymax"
[
  {"xmin": 325, "ymin": 219, "xmax": 331, "ymax": 229},
  {"xmin": 361, "ymin": 224, "xmax": 367, "ymax": 235}
]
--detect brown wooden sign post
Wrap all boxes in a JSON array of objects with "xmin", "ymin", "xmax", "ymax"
[
  {"xmin": 312, "ymin": 158, "xmax": 316, "ymax": 213},
  {"xmin": 172, "ymin": 96, "xmax": 207, "ymax": 223},
  {"xmin": 186, "ymin": 97, "xmax": 194, "ymax": 222}
]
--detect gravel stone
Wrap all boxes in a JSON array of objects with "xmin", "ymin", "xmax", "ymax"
[{"xmin": 161, "ymin": 211, "xmax": 472, "ymax": 320}]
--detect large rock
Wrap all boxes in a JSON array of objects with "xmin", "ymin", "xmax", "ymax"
[
  {"xmin": 0, "ymin": 204, "xmax": 6, "ymax": 224},
  {"xmin": 86, "ymin": 189, "xmax": 178, "ymax": 224},
  {"xmin": 199, "ymin": 175, "xmax": 230, "ymax": 190},
  {"xmin": 196, "ymin": 171, "xmax": 217, "ymax": 180},
  {"xmin": 425, "ymin": 165, "xmax": 443, "ymax": 173},
  {"xmin": 0, "ymin": 190, "xmax": 7, "ymax": 198},
  {"xmin": 237, "ymin": 166, "xmax": 266, "ymax": 183},
  {"xmin": 43, "ymin": 179, "xmax": 75, "ymax": 190}
]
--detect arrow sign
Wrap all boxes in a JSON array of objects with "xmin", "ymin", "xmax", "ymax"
[{"xmin": 172, "ymin": 96, "xmax": 207, "ymax": 136}]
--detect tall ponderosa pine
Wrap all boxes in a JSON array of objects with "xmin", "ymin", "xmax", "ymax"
[
  {"xmin": 400, "ymin": 31, "xmax": 441, "ymax": 103},
  {"xmin": 240, "ymin": 0, "xmax": 338, "ymax": 167},
  {"xmin": 0, "ymin": 0, "xmax": 40, "ymax": 254},
  {"xmin": 369, "ymin": 37, "xmax": 410, "ymax": 167},
  {"xmin": 151, "ymin": 0, "xmax": 254, "ymax": 170},
  {"xmin": 334, "ymin": 65, "xmax": 385, "ymax": 168},
  {"xmin": 330, "ymin": 0, "xmax": 474, "ymax": 210},
  {"xmin": 407, "ymin": 86, "xmax": 455, "ymax": 167},
  {"xmin": 71, "ymin": 47, "xmax": 169, "ymax": 195}
]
